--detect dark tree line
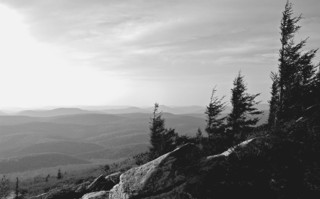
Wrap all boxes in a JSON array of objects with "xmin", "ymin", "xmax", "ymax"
[
  {"xmin": 148, "ymin": 1, "xmax": 319, "ymax": 161},
  {"xmin": 148, "ymin": 72, "xmax": 262, "ymax": 159}
]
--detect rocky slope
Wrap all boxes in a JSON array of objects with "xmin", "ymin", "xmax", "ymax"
[
  {"xmin": 29, "ymin": 134, "xmax": 320, "ymax": 199},
  {"xmin": 30, "ymin": 138, "xmax": 258, "ymax": 199}
]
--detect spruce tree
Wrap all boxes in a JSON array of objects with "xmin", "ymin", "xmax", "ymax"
[
  {"xmin": 205, "ymin": 87, "xmax": 226, "ymax": 138},
  {"xmin": 277, "ymin": 1, "xmax": 319, "ymax": 122},
  {"xmin": 204, "ymin": 87, "xmax": 228, "ymax": 153},
  {"xmin": 149, "ymin": 103, "xmax": 178, "ymax": 159},
  {"xmin": 149, "ymin": 103, "xmax": 166, "ymax": 159},
  {"xmin": 228, "ymin": 72, "xmax": 262, "ymax": 144},
  {"xmin": 268, "ymin": 72, "xmax": 280, "ymax": 127}
]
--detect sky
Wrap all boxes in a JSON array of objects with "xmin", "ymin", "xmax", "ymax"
[{"xmin": 0, "ymin": 0, "xmax": 319, "ymax": 110}]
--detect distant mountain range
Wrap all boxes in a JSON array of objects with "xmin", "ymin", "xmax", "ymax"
[
  {"xmin": 0, "ymin": 105, "xmax": 269, "ymax": 173},
  {"xmin": 18, "ymin": 108, "xmax": 92, "ymax": 117},
  {"xmin": 5, "ymin": 104, "xmax": 269, "ymax": 116}
]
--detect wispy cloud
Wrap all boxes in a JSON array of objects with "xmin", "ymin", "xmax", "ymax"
[{"xmin": 0, "ymin": 0, "xmax": 319, "ymax": 107}]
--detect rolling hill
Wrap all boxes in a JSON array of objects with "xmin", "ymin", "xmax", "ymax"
[
  {"xmin": 18, "ymin": 108, "xmax": 93, "ymax": 117},
  {"xmin": 0, "ymin": 141, "xmax": 105, "ymax": 159},
  {"xmin": 0, "ymin": 153, "xmax": 89, "ymax": 173},
  {"xmin": 76, "ymin": 143, "xmax": 149, "ymax": 160},
  {"xmin": 0, "ymin": 105, "xmax": 269, "ymax": 173}
]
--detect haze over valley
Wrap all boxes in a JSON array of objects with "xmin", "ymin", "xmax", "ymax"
[{"xmin": 0, "ymin": 105, "xmax": 268, "ymax": 174}]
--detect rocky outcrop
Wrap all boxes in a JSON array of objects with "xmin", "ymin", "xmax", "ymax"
[
  {"xmin": 81, "ymin": 191, "xmax": 109, "ymax": 199},
  {"xmin": 207, "ymin": 138, "xmax": 255, "ymax": 159},
  {"xmin": 109, "ymin": 140, "xmax": 258, "ymax": 199},
  {"xmin": 109, "ymin": 143, "xmax": 202, "ymax": 199},
  {"xmin": 86, "ymin": 172, "xmax": 121, "ymax": 193},
  {"xmin": 29, "ymin": 193, "xmax": 48, "ymax": 199},
  {"xmin": 33, "ymin": 138, "xmax": 288, "ymax": 199},
  {"xmin": 39, "ymin": 171, "xmax": 121, "ymax": 199}
]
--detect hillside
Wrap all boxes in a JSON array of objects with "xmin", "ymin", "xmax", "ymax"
[
  {"xmin": 0, "ymin": 109, "xmax": 208, "ymax": 173},
  {"xmin": 0, "ymin": 106, "xmax": 268, "ymax": 174},
  {"xmin": 0, "ymin": 141, "xmax": 104, "ymax": 159},
  {"xmin": 76, "ymin": 143, "xmax": 149, "ymax": 160},
  {"xmin": 0, "ymin": 153, "xmax": 89, "ymax": 173}
]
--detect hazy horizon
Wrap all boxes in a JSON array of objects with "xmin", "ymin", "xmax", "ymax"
[{"xmin": 0, "ymin": 0, "xmax": 319, "ymax": 110}]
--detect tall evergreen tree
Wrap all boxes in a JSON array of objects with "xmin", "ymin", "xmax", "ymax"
[
  {"xmin": 149, "ymin": 103, "xmax": 166, "ymax": 159},
  {"xmin": 204, "ymin": 87, "xmax": 228, "ymax": 153},
  {"xmin": 268, "ymin": 72, "xmax": 280, "ymax": 127},
  {"xmin": 277, "ymin": 1, "xmax": 319, "ymax": 122},
  {"xmin": 205, "ymin": 87, "xmax": 226, "ymax": 138},
  {"xmin": 149, "ymin": 103, "xmax": 178, "ymax": 159},
  {"xmin": 228, "ymin": 73, "xmax": 262, "ymax": 144}
]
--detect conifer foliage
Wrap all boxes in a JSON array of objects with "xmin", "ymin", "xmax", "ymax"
[
  {"xmin": 273, "ymin": 1, "xmax": 319, "ymax": 124},
  {"xmin": 228, "ymin": 72, "xmax": 262, "ymax": 143},
  {"xmin": 205, "ymin": 87, "xmax": 226, "ymax": 138},
  {"xmin": 268, "ymin": 72, "xmax": 280, "ymax": 127},
  {"xmin": 204, "ymin": 87, "xmax": 228, "ymax": 153},
  {"xmin": 149, "ymin": 103, "xmax": 178, "ymax": 159}
]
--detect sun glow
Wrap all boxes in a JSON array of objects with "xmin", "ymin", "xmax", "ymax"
[{"xmin": 0, "ymin": 5, "xmax": 129, "ymax": 110}]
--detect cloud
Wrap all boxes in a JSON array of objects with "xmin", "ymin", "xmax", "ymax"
[{"xmin": 0, "ymin": 0, "xmax": 319, "ymax": 106}]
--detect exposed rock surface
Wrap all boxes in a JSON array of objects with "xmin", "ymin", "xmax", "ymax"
[
  {"xmin": 109, "ymin": 143, "xmax": 202, "ymax": 199},
  {"xmin": 86, "ymin": 172, "xmax": 121, "ymax": 192},
  {"xmin": 32, "ymin": 137, "xmax": 308, "ymax": 199},
  {"xmin": 38, "ymin": 172, "xmax": 121, "ymax": 199},
  {"xmin": 207, "ymin": 138, "xmax": 255, "ymax": 159},
  {"xmin": 81, "ymin": 191, "xmax": 109, "ymax": 199},
  {"xmin": 109, "ymin": 140, "xmax": 259, "ymax": 199}
]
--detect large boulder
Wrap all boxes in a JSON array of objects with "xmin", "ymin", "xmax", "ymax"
[{"xmin": 109, "ymin": 143, "xmax": 202, "ymax": 199}]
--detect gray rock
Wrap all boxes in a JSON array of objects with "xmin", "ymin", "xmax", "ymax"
[
  {"xmin": 81, "ymin": 191, "xmax": 109, "ymax": 199},
  {"xmin": 86, "ymin": 172, "xmax": 122, "ymax": 193},
  {"xmin": 109, "ymin": 139, "xmax": 259, "ymax": 199},
  {"xmin": 108, "ymin": 143, "xmax": 201, "ymax": 199}
]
